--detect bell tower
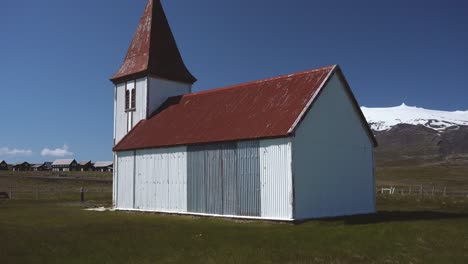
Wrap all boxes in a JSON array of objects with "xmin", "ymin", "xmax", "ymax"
[{"xmin": 111, "ymin": 0, "xmax": 196, "ymax": 145}]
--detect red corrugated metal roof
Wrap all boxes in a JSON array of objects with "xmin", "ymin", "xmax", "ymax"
[
  {"xmin": 111, "ymin": 0, "xmax": 196, "ymax": 84},
  {"xmin": 114, "ymin": 65, "xmax": 345, "ymax": 151}
]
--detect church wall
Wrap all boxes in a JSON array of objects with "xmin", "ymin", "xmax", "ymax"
[
  {"xmin": 115, "ymin": 151, "xmax": 135, "ymax": 210},
  {"xmin": 114, "ymin": 82, "xmax": 127, "ymax": 144},
  {"xmin": 134, "ymin": 147, "xmax": 188, "ymax": 212},
  {"xmin": 292, "ymin": 73, "xmax": 376, "ymax": 220},
  {"xmin": 259, "ymin": 138, "xmax": 294, "ymax": 220},
  {"xmin": 134, "ymin": 77, "xmax": 148, "ymax": 125},
  {"xmin": 114, "ymin": 138, "xmax": 294, "ymax": 221},
  {"xmin": 147, "ymin": 77, "xmax": 191, "ymax": 116},
  {"xmin": 114, "ymin": 78, "xmax": 148, "ymax": 145}
]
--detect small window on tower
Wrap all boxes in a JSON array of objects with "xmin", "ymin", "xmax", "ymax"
[
  {"xmin": 131, "ymin": 88, "xmax": 136, "ymax": 109},
  {"xmin": 125, "ymin": 89, "xmax": 130, "ymax": 110},
  {"xmin": 124, "ymin": 81, "xmax": 136, "ymax": 112}
]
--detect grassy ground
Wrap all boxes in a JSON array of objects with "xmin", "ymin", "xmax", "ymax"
[
  {"xmin": 0, "ymin": 196, "xmax": 467, "ymax": 263},
  {"xmin": 1, "ymin": 165, "xmax": 467, "ymax": 263},
  {"xmin": 0, "ymin": 175, "xmax": 111, "ymax": 202},
  {"xmin": 0, "ymin": 170, "xmax": 112, "ymax": 180},
  {"xmin": 376, "ymin": 164, "xmax": 468, "ymax": 188}
]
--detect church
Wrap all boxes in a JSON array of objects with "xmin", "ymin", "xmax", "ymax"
[{"xmin": 111, "ymin": 0, "xmax": 377, "ymax": 221}]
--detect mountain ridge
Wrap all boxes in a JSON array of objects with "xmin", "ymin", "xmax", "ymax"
[
  {"xmin": 360, "ymin": 104, "xmax": 468, "ymax": 164},
  {"xmin": 361, "ymin": 103, "xmax": 468, "ymax": 132}
]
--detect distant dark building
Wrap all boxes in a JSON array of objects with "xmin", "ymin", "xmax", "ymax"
[
  {"xmin": 51, "ymin": 159, "xmax": 79, "ymax": 172},
  {"xmin": 0, "ymin": 160, "xmax": 8, "ymax": 171},
  {"xmin": 93, "ymin": 161, "xmax": 113, "ymax": 172},
  {"xmin": 31, "ymin": 164, "xmax": 43, "ymax": 171},
  {"xmin": 43, "ymin": 162, "xmax": 53, "ymax": 171},
  {"xmin": 13, "ymin": 162, "xmax": 30, "ymax": 171},
  {"xmin": 79, "ymin": 160, "xmax": 94, "ymax": 172},
  {"xmin": 31, "ymin": 162, "xmax": 52, "ymax": 171}
]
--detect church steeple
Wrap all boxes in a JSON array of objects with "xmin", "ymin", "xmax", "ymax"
[{"xmin": 111, "ymin": 0, "xmax": 196, "ymax": 84}]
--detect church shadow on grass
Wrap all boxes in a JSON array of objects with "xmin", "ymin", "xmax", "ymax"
[{"xmin": 296, "ymin": 211, "xmax": 468, "ymax": 225}]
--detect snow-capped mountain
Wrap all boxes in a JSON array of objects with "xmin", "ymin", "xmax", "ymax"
[{"xmin": 361, "ymin": 103, "xmax": 468, "ymax": 131}]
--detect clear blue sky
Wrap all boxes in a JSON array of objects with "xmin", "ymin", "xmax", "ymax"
[{"xmin": 1, "ymin": 0, "xmax": 467, "ymax": 163}]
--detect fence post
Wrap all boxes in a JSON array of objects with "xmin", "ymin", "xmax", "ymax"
[
  {"xmin": 80, "ymin": 187, "xmax": 84, "ymax": 203},
  {"xmin": 443, "ymin": 187, "xmax": 447, "ymax": 197}
]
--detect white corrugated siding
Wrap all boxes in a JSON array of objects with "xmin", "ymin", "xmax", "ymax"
[
  {"xmin": 114, "ymin": 78, "xmax": 147, "ymax": 144},
  {"xmin": 115, "ymin": 140, "xmax": 294, "ymax": 220},
  {"xmin": 134, "ymin": 147, "xmax": 187, "ymax": 212},
  {"xmin": 114, "ymin": 83, "xmax": 127, "ymax": 144},
  {"xmin": 134, "ymin": 77, "xmax": 148, "ymax": 126},
  {"xmin": 259, "ymin": 138, "xmax": 293, "ymax": 220},
  {"xmin": 147, "ymin": 77, "xmax": 191, "ymax": 116},
  {"xmin": 292, "ymin": 73, "xmax": 376, "ymax": 220},
  {"xmin": 116, "ymin": 151, "xmax": 135, "ymax": 210},
  {"xmin": 236, "ymin": 141, "xmax": 261, "ymax": 217},
  {"xmin": 187, "ymin": 141, "xmax": 262, "ymax": 217}
]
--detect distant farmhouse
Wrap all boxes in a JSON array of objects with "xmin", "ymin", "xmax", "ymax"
[
  {"xmin": 79, "ymin": 160, "xmax": 93, "ymax": 172},
  {"xmin": 93, "ymin": 161, "xmax": 113, "ymax": 172},
  {"xmin": 13, "ymin": 162, "xmax": 30, "ymax": 172},
  {"xmin": 51, "ymin": 159, "xmax": 79, "ymax": 172},
  {"xmin": 111, "ymin": 0, "xmax": 377, "ymax": 221},
  {"xmin": 0, "ymin": 160, "xmax": 8, "ymax": 171},
  {"xmin": 31, "ymin": 162, "xmax": 52, "ymax": 171},
  {"xmin": 4, "ymin": 159, "xmax": 110, "ymax": 173}
]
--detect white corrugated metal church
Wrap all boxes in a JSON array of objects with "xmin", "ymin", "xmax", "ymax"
[{"xmin": 111, "ymin": 0, "xmax": 377, "ymax": 221}]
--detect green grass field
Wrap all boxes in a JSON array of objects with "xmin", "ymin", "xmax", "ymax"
[
  {"xmin": 376, "ymin": 164, "xmax": 468, "ymax": 188},
  {"xmin": 1, "ymin": 196, "xmax": 468, "ymax": 263},
  {"xmin": 1, "ymin": 166, "xmax": 468, "ymax": 263},
  {"xmin": 0, "ymin": 170, "xmax": 112, "ymax": 180}
]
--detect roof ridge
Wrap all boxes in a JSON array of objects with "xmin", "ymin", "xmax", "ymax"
[{"xmin": 186, "ymin": 65, "xmax": 336, "ymax": 97}]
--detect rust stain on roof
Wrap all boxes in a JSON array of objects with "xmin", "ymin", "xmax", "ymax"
[
  {"xmin": 111, "ymin": 0, "xmax": 196, "ymax": 84},
  {"xmin": 114, "ymin": 66, "xmax": 338, "ymax": 151}
]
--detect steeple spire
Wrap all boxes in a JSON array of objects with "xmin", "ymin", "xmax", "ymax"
[{"xmin": 111, "ymin": 0, "xmax": 196, "ymax": 84}]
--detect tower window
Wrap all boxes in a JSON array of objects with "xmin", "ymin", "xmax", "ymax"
[
  {"xmin": 125, "ymin": 81, "xmax": 136, "ymax": 112},
  {"xmin": 131, "ymin": 88, "xmax": 136, "ymax": 109},
  {"xmin": 125, "ymin": 89, "xmax": 130, "ymax": 110}
]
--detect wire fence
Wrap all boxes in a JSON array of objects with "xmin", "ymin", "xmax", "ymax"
[
  {"xmin": 2, "ymin": 185, "xmax": 468, "ymax": 201},
  {"xmin": 0, "ymin": 186, "xmax": 112, "ymax": 201},
  {"xmin": 377, "ymin": 185, "xmax": 468, "ymax": 197}
]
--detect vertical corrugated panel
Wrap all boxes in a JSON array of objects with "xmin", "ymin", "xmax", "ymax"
[
  {"xmin": 166, "ymin": 149, "xmax": 187, "ymax": 212},
  {"xmin": 176, "ymin": 151, "xmax": 188, "ymax": 212},
  {"xmin": 115, "ymin": 83, "xmax": 127, "ymax": 143},
  {"xmin": 237, "ymin": 140, "xmax": 261, "ymax": 217},
  {"xmin": 116, "ymin": 151, "xmax": 135, "ymax": 209},
  {"xmin": 222, "ymin": 143, "xmax": 238, "ymax": 215},
  {"xmin": 132, "ymin": 147, "xmax": 187, "ymax": 212},
  {"xmin": 187, "ymin": 145, "xmax": 206, "ymax": 213},
  {"xmin": 205, "ymin": 145, "xmax": 223, "ymax": 215},
  {"xmin": 154, "ymin": 150, "xmax": 166, "ymax": 210},
  {"xmin": 260, "ymin": 138, "xmax": 293, "ymax": 219},
  {"xmin": 135, "ymin": 77, "xmax": 148, "ymax": 124},
  {"xmin": 188, "ymin": 141, "xmax": 261, "ymax": 217},
  {"xmin": 112, "ymin": 153, "xmax": 117, "ymax": 207},
  {"xmin": 134, "ymin": 149, "xmax": 146, "ymax": 210}
]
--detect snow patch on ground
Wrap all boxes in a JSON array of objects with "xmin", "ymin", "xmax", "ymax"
[
  {"xmin": 84, "ymin": 207, "xmax": 115, "ymax": 212},
  {"xmin": 361, "ymin": 103, "xmax": 468, "ymax": 131}
]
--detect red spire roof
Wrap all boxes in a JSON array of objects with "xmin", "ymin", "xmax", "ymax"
[{"xmin": 111, "ymin": 0, "xmax": 196, "ymax": 84}]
